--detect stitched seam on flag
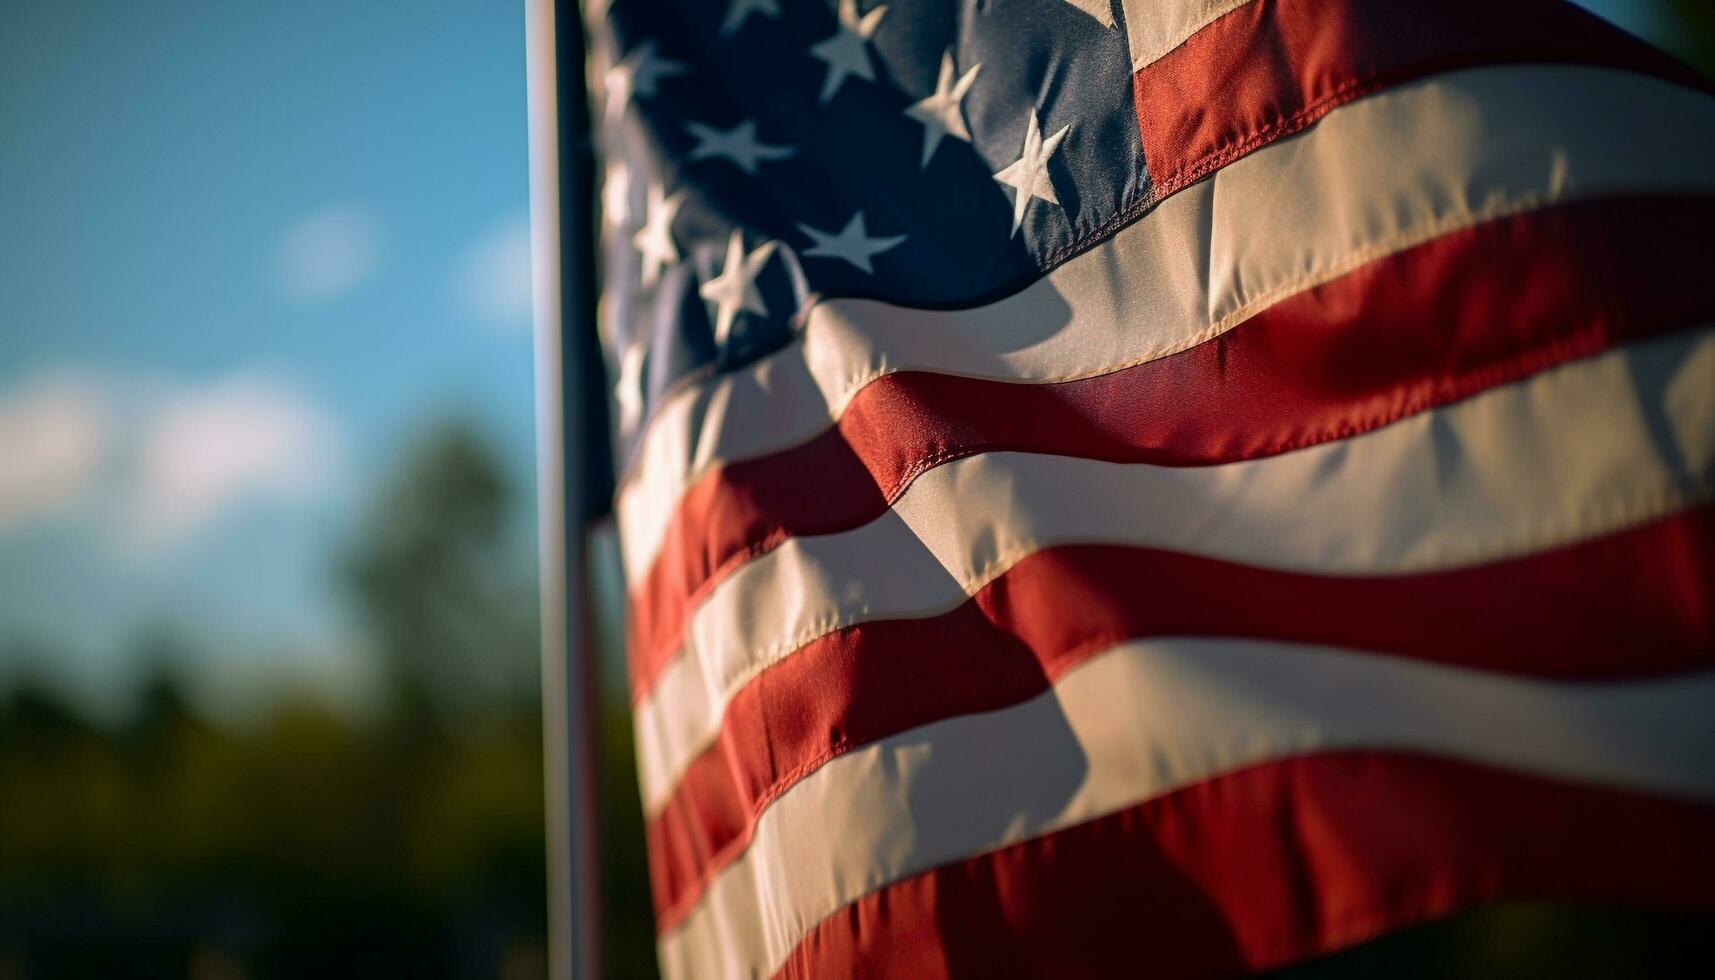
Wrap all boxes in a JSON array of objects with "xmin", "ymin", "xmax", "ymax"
[
  {"xmin": 767, "ymin": 762, "xmax": 1477, "ymax": 974},
  {"xmin": 775, "ymin": 477, "xmax": 1714, "ymax": 677},
  {"xmin": 665, "ymin": 467, "xmax": 1701, "ymax": 816},
  {"xmin": 616, "ymin": 59, "xmax": 1714, "ymax": 504},
  {"xmin": 768, "ymin": 752, "xmax": 1536, "ymax": 977},
  {"xmin": 1136, "ymin": 23, "xmax": 1715, "ymax": 202},
  {"xmin": 1128, "ymin": 0, "xmax": 1257, "ymax": 71},
  {"xmin": 617, "ymin": 108, "xmax": 1160, "ymax": 497},
  {"xmin": 651, "ymin": 468, "xmax": 1715, "ymax": 831},
  {"xmin": 629, "ymin": 189, "xmax": 1639, "ymax": 701},
  {"xmin": 655, "ymin": 623, "xmax": 1180, "ymax": 932},
  {"xmin": 624, "ymin": 62, "xmax": 1507, "ymax": 495},
  {"xmin": 872, "ymin": 325, "xmax": 1612, "ymax": 500},
  {"xmin": 828, "ymin": 191, "xmax": 1582, "ymax": 418},
  {"xmin": 653, "ymin": 310, "xmax": 1715, "ymax": 696},
  {"xmin": 619, "ymin": 154, "xmax": 1163, "ymax": 483},
  {"xmin": 621, "ymin": 182, "xmax": 1608, "ymax": 562},
  {"xmin": 640, "ymin": 186, "xmax": 1561, "ymax": 582},
  {"xmin": 611, "ymin": 166, "xmax": 1155, "ymax": 501},
  {"xmin": 1139, "ymin": 54, "xmax": 1715, "ymax": 207},
  {"xmin": 751, "ymin": 721, "xmax": 1715, "ymax": 979},
  {"xmin": 1149, "ymin": 74, "xmax": 1399, "ymax": 201},
  {"xmin": 664, "ymin": 555, "xmax": 1715, "ymax": 941}
]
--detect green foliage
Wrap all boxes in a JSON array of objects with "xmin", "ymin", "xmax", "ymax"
[
  {"xmin": 0, "ymin": 672, "xmax": 546, "ymax": 977},
  {"xmin": 1662, "ymin": 0, "xmax": 1715, "ymax": 78},
  {"xmin": 0, "ymin": 424, "xmax": 555, "ymax": 978},
  {"xmin": 0, "ymin": 421, "xmax": 670, "ymax": 978},
  {"xmin": 343, "ymin": 420, "xmax": 540, "ymax": 729}
]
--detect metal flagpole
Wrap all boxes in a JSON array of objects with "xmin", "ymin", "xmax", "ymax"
[{"xmin": 527, "ymin": 0, "xmax": 605, "ymax": 976}]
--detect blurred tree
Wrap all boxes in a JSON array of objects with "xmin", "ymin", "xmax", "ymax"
[
  {"xmin": 1662, "ymin": 0, "xmax": 1715, "ymax": 76},
  {"xmin": 0, "ymin": 422, "xmax": 556, "ymax": 979},
  {"xmin": 333, "ymin": 420, "xmax": 551, "ymax": 975},
  {"xmin": 343, "ymin": 421, "xmax": 540, "ymax": 730},
  {"xmin": 124, "ymin": 629, "xmax": 206, "ymax": 760}
]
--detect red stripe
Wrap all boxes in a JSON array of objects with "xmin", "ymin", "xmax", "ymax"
[
  {"xmin": 627, "ymin": 194, "xmax": 1715, "ymax": 700},
  {"xmin": 1133, "ymin": 0, "xmax": 1709, "ymax": 201},
  {"xmin": 772, "ymin": 750, "xmax": 1715, "ymax": 978},
  {"xmin": 647, "ymin": 508, "xmax": 1715, "ymax": 929}
]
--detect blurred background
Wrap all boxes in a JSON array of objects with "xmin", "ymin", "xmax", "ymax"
[{"xmin": 0, "ymin": 2, "xmax": 1710, "ymax": 978}]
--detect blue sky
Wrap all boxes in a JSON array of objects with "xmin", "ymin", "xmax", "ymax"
[
  {"xmin": 0, "ymin": 0, "xmax": 1685, "ymax": 716},
  {"xmin": 0, "ymin": 0, "xmax": 538, "ymax": 714}
]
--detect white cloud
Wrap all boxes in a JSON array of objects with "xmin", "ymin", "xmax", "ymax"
[
  {"xmin": 274, "ymin": 205, "xmax": 382, "ymax": 303},
  {"xmin": 128, "ymin": 375, "xmax": 340, "ymax": 550},
  {"xmin": 0, "ymin": 370, "xmax": 342, "ymax": 554},
  {"xmin": 0, "ymin": 377, "xmax": 109, "ymax": 531},
  {"xmin": 457, "ymin": 213, "xmax": 534, "ymax": 329}
]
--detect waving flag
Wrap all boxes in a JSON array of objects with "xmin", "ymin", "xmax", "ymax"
[{"xmin": 583, "ymin": 0, "xmax": 1715, "ymax": 975}]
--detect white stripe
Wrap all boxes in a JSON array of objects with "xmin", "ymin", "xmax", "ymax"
[
  {"xmin": 616, "ymin": 65, "xmax": 1715, "ymax": 588},
  {"xmin": 635, "ymin": 329, "xmax": 1715, "ymax": 815},
  {"xmin": 1063, "ymin": 0, "xmax": 1116, "ymax": 29},
  {"xmin": 659, "ymin": 638, "xmax": 1715, "ymax": 979},
  {"xmin": 1118, "ymin": 0, "xmax": 1254, "ymax": 69}
]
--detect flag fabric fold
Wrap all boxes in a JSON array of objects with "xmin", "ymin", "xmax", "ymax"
[{"xmin": 585, "ymin": 0, "xmax": 1715, "ymax": 975}]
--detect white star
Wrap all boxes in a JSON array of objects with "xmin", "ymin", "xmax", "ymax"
[
  {"xmin": 993, "ymin": 110, "xmax": 1071, "ymax": 236},
  {"xmin": 632, "ymin": 182, "xmax": 684, "ymax": 287},
  {"xmin": 721, "ymin": 0, "xmax": 781, "ymax": 36},
  {"xmin": 796, "ymin": 212, "xmax": 906, "ymax": 274},
  {"xmin": 602, "ymin": 161, "xmax": 632, "ymax": 228},
  {"xmin": 605, "ymin": 40, "xmax": 686, "ymax": 121},
  {"xmin": 699, "ymin": 231, "xmax": 775, "ymax": 346},
  {"xmin": 905, "ymin": 51, "xmax": 980, "ymax": 168},
  {"xmin": 613, "ymin": 341, "xmax": 647, "ymax": 434},
  {"xmin": 686, "ymin": 120, "xmax": 795, "ymax": 174},
  {"xmin": 809, "ymin": 0, "xmax": 888, "ymax": 104}
]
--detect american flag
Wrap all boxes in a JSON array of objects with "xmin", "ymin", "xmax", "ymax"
[{"xmin": 583, "ymin": 0, "xmax": 1715, "ymax": 975}]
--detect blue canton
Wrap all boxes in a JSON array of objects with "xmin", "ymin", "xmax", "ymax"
[{"xmin": 588, "ymin": 0, "xmax": 1150, "ymax": 459}]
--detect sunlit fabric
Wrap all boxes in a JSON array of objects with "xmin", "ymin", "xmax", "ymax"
[{"xmin": 584, "ymin": 1, "xmax": 1715, "ymax": 976}]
